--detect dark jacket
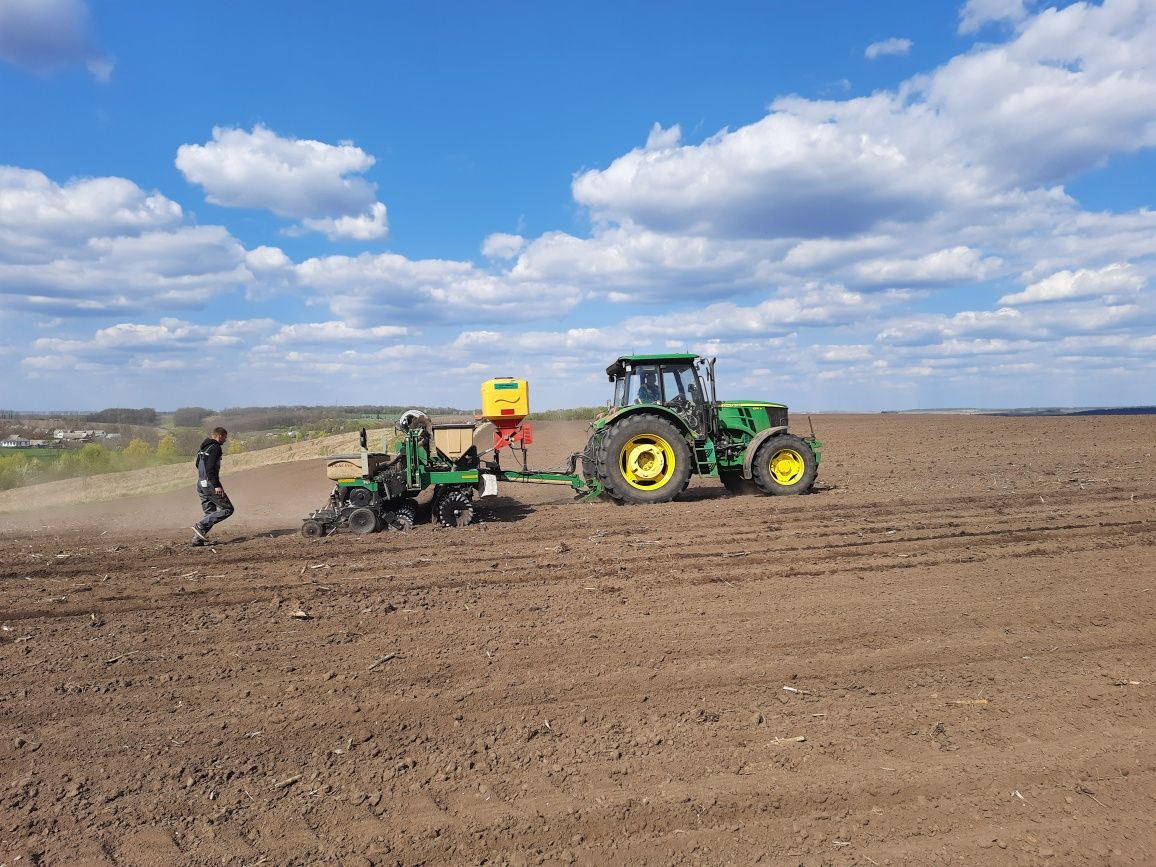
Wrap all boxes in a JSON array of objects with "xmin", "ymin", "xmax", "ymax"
[{"xmin": 195, "ymin": 438, "xmax": 224, "ymax": 488}]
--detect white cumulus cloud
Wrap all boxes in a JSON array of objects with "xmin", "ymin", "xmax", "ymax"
[
  {"xmin": 30, "ymin": 318, "xmax": 275, "ymax": 357},
  {"xmin": 481, "ymin": 232, "xmax": 527, "ymax": 259},
  {"xmin": 574, "ymin": 0, "xmax": 1156, "ymax": 245},
  {"xmin": 999, "ymin": 263, "xmax": 1146, "ymax": 304},
  {"xmin": 0, "ymin": 167, "xmax": 182, "ymax": 262},
  {"xmin": 959, "ymin": 0, "xmax": 1030, "ymax": 34},
  {"xmin": 865, "ymin": 37, "xmax": 912, "ymax": 60},
  {"xmin": 644, "ymin": 122, "xmax": 682, "ymax": 151},
  {"xmin": 853, "ymin": 247, "xmax": 1001, "ymax": 288},
  {"xmin": 176, "ymin": 125, "xmax": 389, "ymax": 240},
  {"xmin": 295, "ymin": 251, "xmax": 584, "ymax": 325},
  {"xmin": 302, "ymin": 202, "xmax": 389, "ymax": 242},
  {"xmin": 0, "ymin": 167, "xmax": 264, "ymax": 315},
  {"xmin": 265, "ymin": 321, "xmax": 409, "ymax": 346}
]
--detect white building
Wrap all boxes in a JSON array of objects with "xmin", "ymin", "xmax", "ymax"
[{"xmin": 53, "ymin": 429, "xmax": 105, "ymax": 441}]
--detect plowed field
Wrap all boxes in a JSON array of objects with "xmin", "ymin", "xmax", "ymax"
[{"xmin": 2, "ymin": 414, "xmax": 1154, "ymax": 866}]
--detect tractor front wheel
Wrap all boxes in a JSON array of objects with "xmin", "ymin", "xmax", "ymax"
[
  {"xmin": 597, "ymin": 414, "xmax": 692, "ymax": 504},
  {"xmin": 752, "ymin": 434, "xmax": 818, "ymax": 496}
]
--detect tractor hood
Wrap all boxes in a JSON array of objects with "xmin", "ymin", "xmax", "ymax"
[{"xmin": 718, "ymin": 400, "xmax": 787, "ymax": 409}]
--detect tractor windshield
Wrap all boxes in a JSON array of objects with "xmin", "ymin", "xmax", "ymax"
[
  {"xmin": 660, "ymin": 365, "xmax": 703, "ymax": 406},
  {"xmin": 663, "ymin": 364, "xmax": 708, "ymax": 434}
]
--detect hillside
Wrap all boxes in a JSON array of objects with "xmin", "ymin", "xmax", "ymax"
[{"xmin": 0, "ymin": 428, "xmax": 392, "ymax": 515}]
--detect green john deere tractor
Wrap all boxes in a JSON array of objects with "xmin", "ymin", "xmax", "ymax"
[
  {"xmin": 581, "ymin": 353, "xmax": 820, "ymax": 503},
  {"xmin": 302, "ymin": 354, "xmax": 821, "ymax": 537}
]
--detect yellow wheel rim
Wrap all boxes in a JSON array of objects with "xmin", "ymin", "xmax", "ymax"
[
  {"xmin": 620, "ymin": 434, "xmax": 677, "ymax": 490},
  {"xmin": 768, "ymin": 447, "xmax": 805, "ymax": 486}
]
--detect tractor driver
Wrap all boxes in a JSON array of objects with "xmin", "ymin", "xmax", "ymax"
[{"xmin": 637, "ymin": 371, "xmax": 660, "ymax": 403}]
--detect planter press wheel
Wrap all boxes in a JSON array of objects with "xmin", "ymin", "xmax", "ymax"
[{"xmin": 348, "ymin": 507, "xmax": 379, "ymax": 535}]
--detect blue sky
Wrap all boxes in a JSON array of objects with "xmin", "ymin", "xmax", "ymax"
[{"xmin": 1, "ymin": 0, "xmax": 1153, "ymax": 413}]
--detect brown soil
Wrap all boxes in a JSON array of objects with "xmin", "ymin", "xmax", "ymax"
[{"xmin": 2, "ymin": 415, "xmax": 1154, "ymax": 866}]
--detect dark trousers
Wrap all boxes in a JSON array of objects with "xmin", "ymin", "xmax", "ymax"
[{"xmin": 196, "ymin": 486, "xmax": 234, "ymax": 532}]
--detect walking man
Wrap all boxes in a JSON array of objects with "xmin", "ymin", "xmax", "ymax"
[{"xmin": 192, "ymin": 427, "xmax": 234, "ymax": 547}]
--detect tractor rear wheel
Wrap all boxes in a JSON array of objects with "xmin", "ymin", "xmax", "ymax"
[
  {"xmin": 752, "ymin": 434, "xmax": 818, "ymax": 496},
  {"xmin": 596, "ymin": 414, "xmax": 692, "ymax": 504},
  {"xmin": 348, "ymin": 507, "xmax": 378, "ymax": 534}
]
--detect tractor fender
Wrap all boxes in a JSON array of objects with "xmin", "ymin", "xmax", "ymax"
[
  {"xmin": 595, "ymin": 404, "xmax": 695, "ymax": 438},
  {"xmin": 740, "ymin": 426, "xmax": 788, "ymax": 479}
]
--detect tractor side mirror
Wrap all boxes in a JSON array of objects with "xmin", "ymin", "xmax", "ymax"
[{"xmin": 359, "ymin": 428, "xmax": 368, "ymax": 450}]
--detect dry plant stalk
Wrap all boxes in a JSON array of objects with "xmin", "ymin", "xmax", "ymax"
[{"xmin": 368, "ymin": 652, "xmax": 398, "ymax": 671}]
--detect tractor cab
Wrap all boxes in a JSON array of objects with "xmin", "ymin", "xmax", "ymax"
[{"xmin": 607, "ymin": 353, "xmax": 714, "ymax": 437}]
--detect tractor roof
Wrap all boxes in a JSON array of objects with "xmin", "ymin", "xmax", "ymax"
[{"xmin": 606, "ymin": 353, "xmax": 699, "ymax": 376}]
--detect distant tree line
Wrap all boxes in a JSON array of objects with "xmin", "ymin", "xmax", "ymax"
[
  {"xmin": 172, "ymin": 406, "xmax": 215, "ymax": 427},
  {"xmin": 84, "ymin": 408, "xmax": 159, "ymax": 424},
  {"xmin": 525, "ymin": 407, "xmax": 602, "ymax": 421},
  {"xmin": 0, "ymin": 410, "xmax": 86, "ymax": 419},
  {"xmin": 198, "ymin": 404, "xmax": 468, "ymax": 433}
]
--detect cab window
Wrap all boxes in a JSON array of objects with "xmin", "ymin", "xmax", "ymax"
[
  {"xmin": 661, "ymin": 368, "xmax": 685, "ymax": 403},
  {"xmin": 612, "ymin": 375, "xmax": 628, "ymax": 408},
  {"xmin": 628, "ymin": 365, "xmax": 661, "ymax": 403}
]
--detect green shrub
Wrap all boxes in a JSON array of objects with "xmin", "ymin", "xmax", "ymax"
[
  {"xmin": 156, "ymin": 434, "xmax": 180, "ymax": 459},
  {"xmin": 123, "ymin": 438, "xmax": 154, "ymax": 462}
]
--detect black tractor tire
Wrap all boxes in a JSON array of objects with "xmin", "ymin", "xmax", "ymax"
[
  {"xmin": 719, "ymin": 472, "xmax": 759, "ymax": 496},
  {"xmin": 752, "ymin": 434, "xmax": 818, "ymax": 496},
  {"xmin": 348, "ymin": 507, "xmax": 379, "ymax": 534},
  {"xmin": 301, "ymin": 519, "xmax": 325, "ymax": 539},
  {"xmin": 382, "ymin": 498, "xmax": 418, "ymax": 531},
  {"xmin": 595, "ymin": 413, "xmax": 692, "ymax": 504},
  {"xmin": 435, "ymin": 489, "xmax": 474, "ymax": 528}
]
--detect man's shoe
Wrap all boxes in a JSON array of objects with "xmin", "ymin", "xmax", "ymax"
[
  {"xmin": 191, "ymin": 537, "xmax": 205, "ymax": 547},
  {"xmin": 191, "ymin": 525, "xmax": 209, "ymax": 543}
]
